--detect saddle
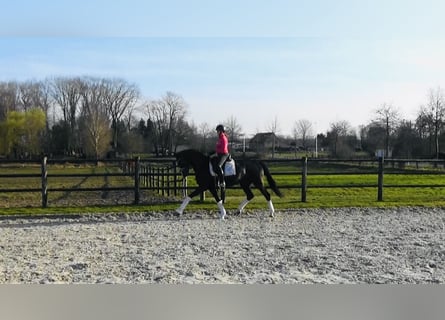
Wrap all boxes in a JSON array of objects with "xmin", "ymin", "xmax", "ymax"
[{"xmin": 209, "ymin": 154, "xmax": 236, "ymax": 177}]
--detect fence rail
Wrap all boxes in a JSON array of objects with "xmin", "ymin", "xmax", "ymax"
[{"xmin": 1, "ymin": 156, "xmax": 445, "ymax": 208}]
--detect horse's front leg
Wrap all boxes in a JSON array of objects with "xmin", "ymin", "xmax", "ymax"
[
  {"xmin": 175, "ymin": 187, "xmax": 206, "ymax": 215},
  {"xmin": 208, "ymin": 187, "xmax": 226, "ymax": 220},
  {"xmin": 256, "ymin": 184, "xmax": 275, "ymax": 218}
]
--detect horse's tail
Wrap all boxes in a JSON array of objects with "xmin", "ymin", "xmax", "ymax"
[{"xmin": 259, "ymin": 161, "xmax": 283, "ymax": 198}]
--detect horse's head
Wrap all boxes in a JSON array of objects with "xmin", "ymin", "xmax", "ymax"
[{"xmin": 175, "ymin": 149, "xmax": 208, "ymax": 178}]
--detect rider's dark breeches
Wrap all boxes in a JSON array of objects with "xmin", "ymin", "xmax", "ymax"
[{"xmin": 213, "ymin": 153, "xmax": 229, "ymax": 183}]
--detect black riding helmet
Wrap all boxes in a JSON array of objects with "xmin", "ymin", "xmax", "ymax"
[{"xmin": 216, "ymin": 124, "xmax": 225, "ymax": 132}]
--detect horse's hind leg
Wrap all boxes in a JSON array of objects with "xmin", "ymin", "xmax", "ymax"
[
  {"xmin": 176, "ymin": 196, "xmax": 192, "ymax": 215},
  {"xmin": 267, "ymin": 200, "xmax": 275, "ymax": 217},
  {"xmin": 256, "ymin": 184, "xmax": 275, "ymax": 218},
  {"xmin": 220, "ymin": 187, "xmax": 226, "ymax": 204}
]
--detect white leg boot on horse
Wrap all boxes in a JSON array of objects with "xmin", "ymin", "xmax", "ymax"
[
  {"xmin": 236, "ymin": 198, "xmax": 250, "ymax": 215},
  {"xmin": 217, "ymin": 200, "xmax": 226, "ymax": 220},
  {"xmin": 176, "ymin": 196, "xmax": 191, "ymax": 215},
  {"xmin": 268, "ymin": 200, "xmax": 275, "ymax": 218}
]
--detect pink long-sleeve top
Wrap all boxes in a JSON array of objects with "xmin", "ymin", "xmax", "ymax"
[{"xmin": 216, "ymin": 132, "xmax": 229, "ymax": 154}]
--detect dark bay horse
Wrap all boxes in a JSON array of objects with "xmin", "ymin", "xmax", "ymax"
[{"xmin": 175, "ymin": 149, "xmax": 283, "ymax": 219}]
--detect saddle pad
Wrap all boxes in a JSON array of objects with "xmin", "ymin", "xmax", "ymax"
[
  {"xmin": 208, "ymin": 159, "xmax": 236, "ymax": 176},
  {"xmin": 224, "ymin": 159, "xmax": 236, "ymax": 176}
]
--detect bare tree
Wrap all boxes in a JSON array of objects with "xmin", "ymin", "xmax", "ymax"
[
  {"xmin": 327, "ymin": 120, "xmax": 354, "ymax": 158},
  {"xmin": 415, "ymin": 106, "xmax": 431, "ymax": 140},
  {"xmin": 392, "ymin": 120, "xmax": 418, "ymax": 158},
  {"xmin": 123, "ymin": 101, "xmax": 143, "ymax": 132},
  {"xmin": 426, "ymin": 87, "xmax": 445, "ymax": 158},
  {"xmin": 78, "ymin": 77, "xmax": 111, "ymax": 159},
  {"xmin": 415, "ymin": 106, "xmax": 436, "ymax": 155},
  {"xmin": 224, "ymin": 115, "xmax": 243, "ymax": 149},
  {"xmin": 412, "ymin": 89, "xmax": 445, "ymax": 158},
  {"xmin": 198, "ymin": 122, "xmax": 212, "ymax": 152},
  {"xmin": 293, "ymin": 119, "xmax": 313, "ymax": 150},
  {"xmin": 102, "ymin": 78, "xmax": 140, "ymax": 154},
  {"xmin": 50, "ymin": 77, "xmax": 82, "ymax": 152},
  {"xmin": 373, "ymin": 103, "xmax": 400, "ymax": 157},
  {"xmin": 145, "ymin": 92, "xmax": 187, "ymax": 155},
  {"xmin": 18, "ymin": 80, "xmax": 53, "ymax": 134},
  {"xmin": 267, "ymin": 116, "xmax": 280, "ymax": 158},
  {"xmin": 0, "ymin": 81, "xmax": 19, "ymax": 120},
  {"xmin": 36, "ymin": 80, "xmax": 53, "ymax": 130},
  {"xmin": 79, "ymin": 109, "xmax": 111, "ymax": 159},
  {"xmin": 18, "ymin": 81, "xmax": 37, "ymax": 111}
]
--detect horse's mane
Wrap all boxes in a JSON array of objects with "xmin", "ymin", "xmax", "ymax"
[
  {"xmin": 176, "ymin": 149, "xmax": 210, "ymax": 173},
  {"xmin": 176, "ymin": 149, "xmax": 207, "ymax": 158},
  {"xmin": 175, "ymin": 149, "xmax": 209, "ymax": 164}
]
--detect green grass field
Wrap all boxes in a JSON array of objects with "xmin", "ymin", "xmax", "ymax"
[{"xmin": 0, "ymin": 161, "xmax": 445, "ymax": 216}]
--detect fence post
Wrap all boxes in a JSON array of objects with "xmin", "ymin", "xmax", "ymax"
[
  {"xmin": 142, "ymin": 165, "xmax": 147, "ymax": 187},
  {"xmin": 182, "ymin": 176, "xmax": 188, "ymax": 197},
  {"xmin": 166, "ymin": 168, "xmax": 168, "ymax": 197},
  {"xmin": 377, "ymin": 156, "xmax": 384, "ymax": 201},
  {"xmin": 134, "ymin": 156, "xmax": 140, "ymax": 204},
  {"xmin": 173, "ymin": 161, "xmax": 177, "ymax": 196},
  {"xmin": 149, "ymin": 166, "xmax": 153, "ymax": 188},
  {"xmin": 301, "ymin": 157, "xmax": 308, "ymax": 202},
  {"xmin": 156, "ymin": 167, "xmax": 160, "ymax": 194},
  {"xmin": 41, "ymin": 156, "xmax": 48, "ymax": 208},
  {"xmin": 161, "ymin": 167, "xmax": 165, "ymax": 197}
]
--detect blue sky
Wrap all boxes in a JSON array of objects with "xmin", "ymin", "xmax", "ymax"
[{"xmin": 1, "ymin": 1, "xmax": 445, "ymax": 136}]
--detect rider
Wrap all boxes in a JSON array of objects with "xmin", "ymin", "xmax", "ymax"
[{"xmin": 213, "ymin": 124, "xmax": 229, "ymax": 189}]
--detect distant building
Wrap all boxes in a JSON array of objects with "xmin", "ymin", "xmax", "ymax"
[{"xmin": 249, "ymin": 132, "xmax": 278, "ymax": 153}]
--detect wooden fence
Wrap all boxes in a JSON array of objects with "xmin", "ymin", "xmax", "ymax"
[
  {"xmin": 0, "ymin": 157, "xmax": 184, "ymax": 208},
  {"xmin": 1, "ymin": 156, "xmax": 445, "ymax": 208},
  {"xmin": 298, "ymin": 157, "xmax": 445, "ymax": 202}
]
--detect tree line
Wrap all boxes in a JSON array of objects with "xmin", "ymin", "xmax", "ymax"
[
  {"xmin": 290, "ymin": 88, "xmax": 445, "ymax": 159},
  {"xmin": 0, "ymin": 76, "xmax": 444, "ymax": 159},
  {"xmin": 0, "ymin": 77, "xmax": 193, "ymax": 159}
]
